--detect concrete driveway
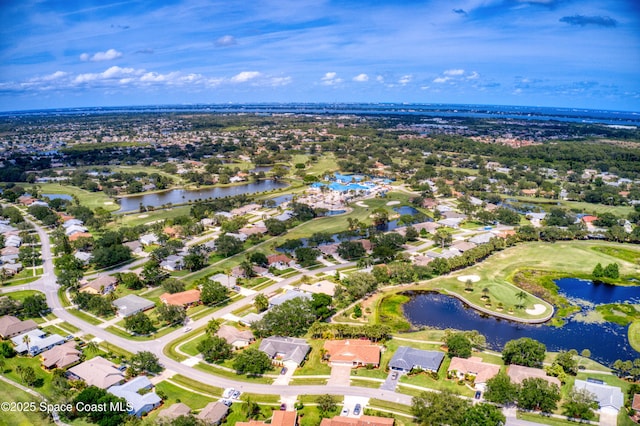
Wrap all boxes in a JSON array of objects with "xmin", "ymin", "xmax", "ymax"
[{"xmin": 328, "ymin": 365, "xmax": 352, "ymax": 386}]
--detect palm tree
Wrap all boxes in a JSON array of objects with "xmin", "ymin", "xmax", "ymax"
[
  {"xmin": 481, "ymin": 287, "xmax": 490, "ymax": 300},
  {"xmin": 23, "ymin": 335, "xmax": 31, "ymax": 353},
  {"xmin": 516, "ymin": 290, "xmax": 528, "ymax": 309},
  {"xmin": 85, "ymin": 341, "xmax": 99, "ymax": 354}
]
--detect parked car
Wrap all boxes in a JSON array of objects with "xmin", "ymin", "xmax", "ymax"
[
  {"xmin": 223, "ymin": 388, "xmax": 234, "ymax": 398},
  {"xmin": 341, "ymin": 408, "xmax": 349, "ymax": 416},
  {"xmin": 474, "ymin": 391, "xmax": 482, "ymax": 400},
  {"xmin": 222, "ymin": 400, "xmax": 233, "ymax": 407},
  {"xmin": 391, "ymin": 371, "xmax": 398, "ymax": 380},
  {"xmin": 184, "ymin": 326, "xmax": 192, "ymax": 332},
  {"xmin": 231, "ymin": 390, "xmax": 241, "ymax": 399},
  {"xmin": 280, "ymin": 367, "xmax": 288, "ymax": 375},
  {"xmin": 280, "ymin": 403, "xmax": 286, "ymax": 411},
  {"xmin": 353, "ymin": 404, "xmax": 361, "ymax": 415}
]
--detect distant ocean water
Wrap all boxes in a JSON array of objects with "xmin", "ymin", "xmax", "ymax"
[{"xmin": 2, "ymin": 103, "xmax": 639, "ymax": 126}]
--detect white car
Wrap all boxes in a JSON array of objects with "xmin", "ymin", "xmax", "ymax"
[{"xmin": 341, "ymin": 408, "xmax": 349, "ymax": 416}]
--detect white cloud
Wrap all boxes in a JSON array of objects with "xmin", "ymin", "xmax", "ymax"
[
  {"xmin": 399, "ymin": 75, "xmax": 412, "ymax": 85},
  {"xmin": 376, "ymin": 75, "xmax": 384, "ymax": 83},
  {"xmin": 433, "ymin": 77, "xmax": 450, "ymax": 83},
  {"xmin": 268, "ymin": 76, "xmax": 292, "ymax": 86},
  {"xmin": 80, "ymin": 49, "xmax": 123, "ymax": 62},
  {"xmin": 215, "ymin": 35, "xmax": 237, "ymax": 47},
  {"xmin": 444, "ymin": 69, "xmax": 465, "ymax": 76},
  {"xmin": 231, "ymin": 71, "xmax": 261, "ymax": 83},
  {"xmin": 321, "ymin": 72, "xmax": 342, "ymax": 86},
  {"xmin": 353, "ymin": 73, "xmax": 369, "ymax": 82},
  {"xmin": 466, "ymin": 71, "xmax": 479, "ymax": 80}
]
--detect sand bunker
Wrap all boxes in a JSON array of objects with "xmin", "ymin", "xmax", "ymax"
[
  {"xmin": 457, "ymin": 275, "xmax": 481, "ymax": 283},
  {"xmin": 526, "ymin": 304, "xmax": 547, "ymax": 315},
  {"xmin": 137, "ymin": 214, "xmax": 149, "ymax": 218},
  {"xmin": 104, "ymin": 202, "xmax": 114, "ymax": 205},
  {"xmin": 386, "ymin": 201, "xmax": 401, "ymax": 206},
  {"xmin": 355, "ymin": 201, "xmax": 368, "ymax": 208}
]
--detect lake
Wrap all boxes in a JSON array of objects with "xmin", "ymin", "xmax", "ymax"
[
  {"xmin": 42, "ymin": 193, "xmax": 72, "ymax": 201},
  {"xmin": 403, "ymin": 278, "xmax": 640, "ymax": 366},
  {"xmin": 117, "ymin": 180, "xmax": 287, "ymax": 212}
]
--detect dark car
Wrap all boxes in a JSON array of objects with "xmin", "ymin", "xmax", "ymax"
[
  {"xmin": 280, "ymin": 403, "xmax": 286, "ymax": 411},
  {"xmin": 391, "ymin": 371, "xmax": 398, "ymax": 380},
  {"xmin": 353, "ymin": 404, "xmax": 361, "ymax": 415},
  {"xmin": 474, "ymin": 391, "xmax": 482, "ymax": 400},
  {"xmin": 280, "ymin": 367, "xmax": 288, "ymax": 375}
]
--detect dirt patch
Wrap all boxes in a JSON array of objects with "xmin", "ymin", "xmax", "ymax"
[
  {"xmin": 386, "ymin": 201, "xmax": 401, "ymax": 206},
  {"xmin": 137, "ymin": 214, "xmax": 149, "ymax": 218}
]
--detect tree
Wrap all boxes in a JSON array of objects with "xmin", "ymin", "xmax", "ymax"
[
  {"xmin": 251, "ymin": 298, "xmax": 316, "ymax": 338},
  {"xmin": 141, "ymin": 260, "xmax": 168, "ymax": 286},
  {"xmin": 254, "ymin": 294, "xmax": 269, "ymax": 312},
  {"xmin": 404, "ymin": 225, "xmax": 419, "ymax": 241},
  {"xmin": 502, "ymin": 337, "xmax": 546, "ymax": 367},
  {"xmin": 205, "ymin": 319, "xmax": 221, "ymax": 336},
  {"xmin": 73, "ymin": 386, "xmax": 129, "ymax": 426},
  {"xmin": 603, "ymin": 262, "xmax": 619, "ymax": 279},
  {"xmin": 117, "ymin": 272, "xmax": 143, "ymax": 290},
  {"xmin": 412, "ymin": 390, "xmax": 470, "ymax": 426},
  {"xmin": 198, "ymin": 336, "xmax": 232, "ymax": 363},
  {"xmin": 17, "ymin": 365, "xmax": 37, "ymax": 386},
  {"xmin": 461, "ymin": 403, "xmax": 506, "ymax": 426},
  {"xmin": 183, "ymin": 252, "xmax": 207, "ymax": 272},
  {"xmin": 0, "ymin": 342, "xmax": 16, "ymax": 358},
  {"xmin": 446, "ymin": 333, "xmax": 472, "ymax": 358},
  {"xmin": 249, "ymin": 252, "xmax": 268, "ymax": 266},
  {"xmin": 554, "ymin": 350, "xmax": 578, "ymax": 375},
  {"xmin": 309, "ymin": 293, "xmax": 334, "ymax": 320},
  {"xmin": 129, "ymin": 351, "xmax": 163, "ymax": 375},
  {"xmin": 562, "ymin": 388, "xmax": 598, "ymax": 420},
  {"xmin": 371, "ymin": 208, "xmax": 389, "ymax": 227},
  {"xmin": 484, "ymin": 372, "xmax": 518, "ymax": 405},
  {"xmin": 592, "ymin": 263, "xmax": 604, "ymax": 278},
  {"xmin": 91, "ymin": 244, "xmax": 131, "ymax": 269},
  {"xmin": 233, "ymin": 348, "xmax": 272, "ymax": 375},
  {"xmin": 21, "ymin": 294, "xmax": 48, "ymax": 317},
  {"xmin": 264, "ymin": 218, "xmax": 287, "ymax": 236},
  {"xmin": 162, "ymin": 277, "xmax": 186, "ymax": 294},
  {"xmin": 434, "ymin": 228, "xmax": 452, "ymax": 249},
  {"xmin": 22, "ymin": 334, "xmax": 31, "ymax": 353},
  {"xmin": 294, "ymin": 247, "xmax": 321, "ymax": 267},
  {"xmin": 215, "ymin": 234, "xmax": 244, "ymax": 257},
  {"xmin": 124, "ymin": 312, "xmax": 155, "ymax": 335},
  {"xmin": 156, "ymin": 303, "xmax": 186, "ymax": 325},
  {"xmin": 337, "ymin": 240, "xmax": 366, "ymax": 260},
  {"xmin": 518, "ymin": 377, "xmax": 560, "ymax": 413},
  {"xmin": 316, "ymin": 394, "xmax": 338, "ymax": 415},
  {"xmin": 200, "ymin": 280, "xmax": 228, "ymax": 305}
]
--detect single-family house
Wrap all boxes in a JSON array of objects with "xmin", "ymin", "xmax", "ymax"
[
  {"xmin": 0, "ymin": 315, "xmax": 38, "ymax": 339},
  {"xmin": 160, "ymin": 254, "xmax": 184, "ymax": 271},
  {"xmin": 267, "ymin": 254, "xmax": 295, "ymax": 270},
  {"xmin": 507, "ymin": 365, "xmax": 561, "ymax": 387},
  {"xmin": 450, "ymin": 241, "xmax": 477, "ymax": 252},
  {"xmin": 574, "ymin": 379, "xmax": 624, "ymax": 414},
  {"xmin": 123, "ymin": 241, "xmax": 144, "ymax": 255},
  {"xmin": 158, "ymin": 403, "xmax": 191, "ymax": 421},
  {"xmin": 160, "ymin": 289, "xmax": 201, "ymax": 307},
  {"xmin": 65, "ymin": 224, "xmax": 88, "ymax": 236},
  {"xmin": 239, "ymin": 312, "xmax": 266, "ymax": 326},
  {"xmin": 68, "ymin": 356, "xmax": 125, "ymax": 388},
  {"xmin": 320, "ymin": 415, "xmax": 394, "ymax": 426},
  {"xmin": 230, "ymin": 204, "xmax": 261, "ymax": 216},
  {"xmin": 108, "ymin": 376, "xmax": 161, "ymax": 417},
  {"xmin": 41, "ymin": 341, "xmax": 81, "ymax": 369},
  {"xmin": 437, "ymin": 218, "xmax": 464, "ymax": 229},
  {"xmin": 323, "ymin": 339, "xmax": 381, "ymax": 368},
  {"xmin": 225, "ymin": 232, "xmax": 248, "ymax": 242},
  {"xmin": 317, "ymin": 243, "xmax": 339, "ymax": 256},
  {"xmin": 113, "ymin": 294, "xmax": 155, "ymax": 318},
  {"xmin": 239, "ymin": 225, "xmax": 267, "ymax": 237},
  {"xmin": 1, "ymin": 246, "xmax": 20, "ymax": 256},
  {"xmin": 1, "ymin": 262, "xmax": 23, "ymax": 275},
  {"xmin": 269, "ymin": 290, "xmax": 312, "ymax": 307},
  {"xmin": 216, "ymin": 325, "xmax": 255, "ymax": 349},
  {"xmin": 69, "ymin": 232, "xmax": 92, "ymax": 242},
  {"xmin": 209, "ymin": 273, "xmax": 237, "ymax": 288},
  {"xmin": 259, "ymin": 336, "xmax": 311, "ymax": 366},
  {"xmin": 74, "ymin": 251, "xmax": 93, "ymax": 264},
  {"xmin": 62, "ymin": 219, "xmax": 84, "ymax": 228},
  {"xmin": 632, "ymin": 394, "xmax": 640, "ymax": 412},
  {"xmin": 447, "ymin": 357, "xmax": 500, "ymax": 390},
  {"xmin": 388, "ymin": 347, "xmax": 444, "ymax": 374},
  {"xmin": 79, "ymin": 275, "xmax": 117, "ymax": 295},
  {"xmin": 12, "ymin": 329, "xmax": 65, "ymax": 356},
  {"xmin": 235, "ymin": 411, "xmax": 298, "ymax": 426},
  {"xmin": 468, "ymin": 233, "xmax": 495, "ymax": 245},
  {"xmin": 196, "ymin": 401, "xmax": 230, "ymax": 425},
  {"xmin": 4, "ymin": 235, "xmax": 22, "ymax": 247},
  {"xmin": 139, "ymin": 233, "xmax": 159, "ymax": 246}
]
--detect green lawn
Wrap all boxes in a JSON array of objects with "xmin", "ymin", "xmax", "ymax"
[
  {"xmin": 35, "ymin": 182, "xmax": 120, "ymax": 212},
  {"xmin": 294, "ymin": 339, "xmax": 332, "ymax": 376},
  {"xmin": 115, "ymin": 205, "xmax": 191, "ymax": 227},
  {"xmin": 3, "ymin": 289, "xmax": 44, "ymax": 303},
  {"xmin": 1, "ymin": 355, "xmax": 55, "ymax": 398},
  {"xmin": 0, "ymin": 380, "xmax": 55, "ymax": 426},
  {"xmin": 629, "ymin": 321, "xmax": 640, "ymax": 352},
  {"xmin": 500, "ymin": 194, "xmax": 635, "ymax": 216},
  {"xmin": 517, "ymin": 411, "xmax": 587, "ymax": 426},
  {"xmin": 194, "ymin": 362, "xmax": 274, "ymax": 384},
  {"xmin": 169, "ymin": 374, "xmax": 223, "ymax": 397},
  {"xmin": 67, "ymin": 309, "xmax": 104, "ymax": 325},
  {"xmin": 591, "ymin": 246, "xmax": 640, "ymax": 264}
]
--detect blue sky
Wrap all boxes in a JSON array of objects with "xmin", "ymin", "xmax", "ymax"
[{"xmin": 1, "ymin": 0, "xmax": 639, "ymax": 111}]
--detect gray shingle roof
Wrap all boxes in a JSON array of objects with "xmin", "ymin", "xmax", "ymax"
[
  {"xmin": 389, "ymin": 346, "xmax": 445, "ymax": 372},
  {"xmin": 574, "ymin": 379, "xmax": 624, "ymax": 411},
  {"xmin": 259, "ymin": 336, "xmax": 310, "ymax": 365},
  {"xmin": 112, "ymin": 294, "xmax": 155, "ymax": 317}
]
